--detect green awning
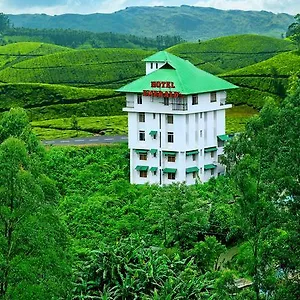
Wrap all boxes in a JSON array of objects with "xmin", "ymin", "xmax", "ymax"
[
  {"xmin": 204, "ymin": 147, "xmax": 217, "ymax": 153},
  {"xmin": 163, "ymin": 151, "xmax": 177, "ymax": 156},
  {"xmin": 135, "ymin": 165, "xmax": 149, "ymax": 171},
  {"xmin": 217, "ymin": 134, "xmax": 231, "ymax": 142},
  {"xmin": 186, "ymin": 167, "xmax": 199, "ymax": 174},
  {"xmin": 186, "ymin": 150, "xmax": 199, "ymax": 156},
  {"xmin": 150, "ymin": 149, "xmax": 157, "ymax": 154},
  {"xmin": 149, "ymin": 130, "xmax": 157, "ymax": 136},
  {"xmin": 204, "ymin": 164, "xmax": 217, "ymax": 170},
  {"xmin": 163, "ymin": 168, "xmax": 177, "ymax": 174},
  {"xmin": 135, "ymin": 149, "xmax": 148, "ymax": 154},
  {"xmin": 150, "ymin": 167, "xmax": 158, "ymax": 172}
]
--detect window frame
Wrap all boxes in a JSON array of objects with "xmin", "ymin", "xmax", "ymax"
[
  {"xmin": 167, "ymin": 132, "xmax": 174, "ymax": 143},
  {"xmin": 139, "ymin": 130, "xmax": 145, "ymax": 141},
  {"xmin": 140, "ymin": 170, "xmax": 148, "ymax": 178},
  {"xmin": 168, "ymin": 173, "xmax": 176, "ymax": 180},
  {"xmin": 210, "ymin": 92, "xmax": 217, "ymax": 102},
  {"xmin": 139, "ymin": 153, "xmax": 147, "ymax": 161},
  {"xmin": 167, "ymin": 155, "xmax": 176, "ymax": 162},
  {"xmin": 167, "ymin": 114, "xmax": 174, "ymax": 124},
  {"xmin": 139, "ymin": 112, "xmax": 145, "ymax": 122},
  {"xmin": 192, "ymin": 94, "xmax": 198, "ymax": 105},
  {"xmin": 137, "ymin": 94, "xmax": 143, "ymax": 104}
]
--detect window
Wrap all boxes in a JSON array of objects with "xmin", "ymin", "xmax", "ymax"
[
  {"xmin": 153, "ymin": 134, "xmax": 157, "ymax": 139},
  {"xmin": 150, "ymin": 62, "xmax": 153, "ymax": 69},
  {"xmin": 200, "ymin": 167, "xmax": 203, "ymax": 174},
  {"xmin": 200, "ymin": 149, "xmax": 203, "ymax": 156},
  {"xmin": 193, "ymin": 171, "xmax": 197, "ymax": 178},
  {"xmin": 211, "ymin": 169, "xmax": 215, "ymax": 176},
  {"xmin": 153, "ymin": 170, "xmax": 157, "ymax": 175},
  {"xmin": 167, "ymin": 114, "xmax": 173, "ymax": 124},
  {"xmin": 211, "ymin": 151, "xmax": 215, "ymax": 159},
  {"xmin": 167, "ymin": 132, "xmax": 174, "ymax": 143},
  {"xmin": 140, "ymin": 170, "xmax": 147, "ymax": 178},
  {"xmin": 200, "ymin": 112, "xmax": 203, "ymax": 118},
  {"xmin": 156, "ymin": 63, "xmax": 158, "ymax": 68},
  {"xmin": 200, "ymin": 130, "xmax": 203, "ymax": 138},
  {"xmin": 153, "ymin": 152, "xmax": 157, "ymax": 158},
  {"xmin": 139, "ymin": 131, "xmax": 145, "ymax": 141},
  {"xmin": 153, "ymin": 113, "xmax": 156, "ymax": 119},
  {"xmin": 139, "ymin": 112, "xmax": 145, "ymax": 122},
  {"xmin": 210, "ymin": 92, "xmax": 217, "ymax": 102},
  {"xmin": 139, "ymin": 153, "xmax": 147, "ymax": 160},
  {"xmin": 137, "ymin": 94, "xmax": 142, "ymax": 104},
  {"xmin": 168, "ymin": 173, "xmax": 176, "ymax": 180},
  {"xmin": 164, "ymin": 97, "xmax": 169, "ymax": 106},
  {"xmin": 167, "ymin": 155, "xmax": 176, "ymax": 162},
  {"xmin": 192, "ymin": 154, "xmax": 197, "ymax": 161},
  {"xmin": 192, "ymin": 95, "xmax": 198, "ymax": 105}
]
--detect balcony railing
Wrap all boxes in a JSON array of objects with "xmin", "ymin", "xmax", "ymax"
[
  {"xmin": 220, "ymin": 98, "xmax": 226, "ymax": 106},
  {"xmin": 171, "ymin": 98, "xmax": 188, "ymax": 111}
]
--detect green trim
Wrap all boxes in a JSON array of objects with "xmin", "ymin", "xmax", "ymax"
[
  {"xmin": 150, "ymin": 167, "xmax": 158, "ymax": 172},
  {"xmin": 217, "ymin": 134, "xmax": 231, "ymax": 142},
  {"xmin": 135, "ymin": 165, "xmax": 149, "ymax": 171},
  {"xmin": 163, "ymin": 151, "xmax": 177, "ymax": 156},
  {"xmin": 135, "ymin": 149, "xmax": 148, "ymax": 154},
  {"xmin": 150, "ymin": 149, "xmax": 157, "ymax": 154},
  {"xmin": 149, "ymin": 130, "xmax": 157, "ymax": 136},
  {"xmin": 186, "ymin": 167, "xmax": 199, "ymax": 174},
  {"xmin": 204, "ymin": 164, "xmax": 217, "ymax": 170},
  {"xmin": 186, "ymin": 150, "xmax": 199, "ymax": 156},
  {"xmin": 204, "ymin": 147, "xmax": 218, "ymax": 153},
  {"xmin": 163, "ymin": 168, "xmax": 177, "ymax": 174}
]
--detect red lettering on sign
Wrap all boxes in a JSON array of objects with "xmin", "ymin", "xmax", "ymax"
[{"xmin": 150, "ymin": 81, "xmax": 176, "ymax": 89}]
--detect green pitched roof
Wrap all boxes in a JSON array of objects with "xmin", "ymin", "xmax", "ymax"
[{"xmin": 117, "ymin": 51, "xmax": 238, "ymax": 95}]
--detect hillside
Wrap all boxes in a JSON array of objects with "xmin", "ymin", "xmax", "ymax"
[
  {"xmin": 0, "ymin": 42, "xmax": 73, "ymax": 68},
  {"xmin": 168, "ymin": 34, "xmax": 296, "ymax": 73},
  {"xmin": 8, "ymin": 6, "xmax": 294, "ymax": 41},
  {"xmin": 0, "ymin": 83, "xmax": 125, "ymax": 121},
  {"xmin": 221, "ymin": 51, "xmax": 300, "ymax": 107},
  {"xmin": 0, "ymin": 47, "xmax": 153, "ymax": 88}
]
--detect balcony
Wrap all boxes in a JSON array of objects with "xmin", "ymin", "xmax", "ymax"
[
  {"xmin": 220, "ymin": 98, "xmax": 226, "ymax": 106},
  {"xmin": 126, "ymin": 100, "xmax": 134, "ymax": 108},
  {"xmin": 171, "ymin": 98, "xmax": 188, "ymax": 111}
]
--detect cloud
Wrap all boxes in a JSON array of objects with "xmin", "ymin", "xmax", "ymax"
[{"xmin": 7, "ymin": 0, "xmax": 67, "ymax": 8}]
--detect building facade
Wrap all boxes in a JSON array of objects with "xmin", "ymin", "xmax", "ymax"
[{"xmin": 117, "ymin": 51, "xmax": 237, "ymax": 185}]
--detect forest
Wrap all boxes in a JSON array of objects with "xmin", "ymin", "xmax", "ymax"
[{"xmin": 0, "ymin": 83, "xmax": 299, "ymax": 299}]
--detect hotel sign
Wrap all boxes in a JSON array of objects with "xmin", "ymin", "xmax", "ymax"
[{"xmin": 143, "ymin": 81, "xmax": 183, "ymax": 98}]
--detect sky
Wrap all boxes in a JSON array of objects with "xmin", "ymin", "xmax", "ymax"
[{"xmin": 0, "ymin": 0, "xmax": 298, "ymax": 16}]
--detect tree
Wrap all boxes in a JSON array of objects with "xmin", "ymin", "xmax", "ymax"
[
  {"xmin": 0, "ymin": 109, "xmax": 71, "ymax": 299},
  {"xmin": 223, "ymin": 88, "xmax": 300, "ymax": 299},
  {"xmin": 0, "ymin": 13, "xmax": 9, "ymax": 32},
  {"xmin": 286, "ymin": 14, "xmax": 300, "ymax": 50}
]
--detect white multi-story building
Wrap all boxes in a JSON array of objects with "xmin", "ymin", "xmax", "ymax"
[{"xmin": 117, "ymin": 51, "xmax": 237, "ymax": 185}]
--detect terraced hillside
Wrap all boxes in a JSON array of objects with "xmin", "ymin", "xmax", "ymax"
[
  {"xmin": 0, "ymin": 83, "xmax": 125, "ymax": 121},
  {"xmin": 0, "ymin": 42, "xmax": 73, "ymax": 69},
  {"xmin": 168, "ymin": 35, "xmax": 296, "ymax": 74},
  {"xmin": 0, "ymin": 47, "xmax": 153, "ymax": 88},
  {"xmin": 221, "ymin": 51, "xmax": 300, "ymax": 108}
]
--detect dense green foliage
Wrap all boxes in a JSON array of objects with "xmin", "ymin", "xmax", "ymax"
[
  {"xmin": 8, "ymin": 6, "xmax": 293, "ymax": 40},
  {"xmin": 169, "ymin": 34, "xmax": 295, "ymax": 74},
  {"xmin": 4, "ymin": 27, "xmax": 183, "ymax": 50},
  {"xmin": 286, "ymin": 14, "xmax": 300, "ymax": 50},
  {"xmin": 0, "ymin": 108, "xmax": 71, "ymax": 299}
]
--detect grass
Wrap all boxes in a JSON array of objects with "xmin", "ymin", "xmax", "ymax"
[{"xmin": 32, "ymin": 106, "xmax": 257, "ymax": 140}]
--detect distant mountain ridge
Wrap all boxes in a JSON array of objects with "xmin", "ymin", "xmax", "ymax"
[{"xmin": 8, "ymin": 5, "xmax": 294, "ymax": 41}]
